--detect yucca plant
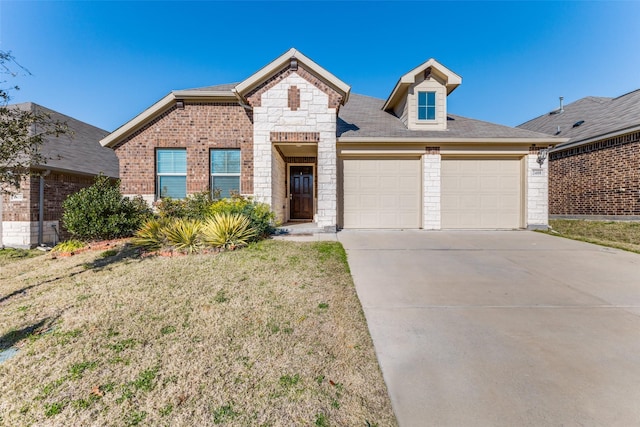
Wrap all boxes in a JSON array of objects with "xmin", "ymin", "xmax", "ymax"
[
  {"xmin": 131, "ymin": 218, "xmax": 170, "ymax": 251},
  {"xmin": 163, "ymin": 219, "xmax": 203, "ymax": 254},
  {"xmin": 201, "ymin": 212, "xmax": 257, "ymax": 250}
]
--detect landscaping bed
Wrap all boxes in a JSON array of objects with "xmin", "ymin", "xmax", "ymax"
[{"xmin": 0, "ymin": 239, "xmax": 396, "ymax": 426}]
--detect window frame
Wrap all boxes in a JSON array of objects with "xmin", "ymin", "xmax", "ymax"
[
  {"xmin": 417, "ymin": 91, "xmax": 436, "ymax": 121},
  {"xmin": 156, "ymin": 148, "xmax": 187, "ymax": 200},
  {"xmin": 210, "ymin": 149, "xmax": 241, "ymax": 199}
]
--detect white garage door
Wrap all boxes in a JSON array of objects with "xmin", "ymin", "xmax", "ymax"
[
  {"xmin": 343, "ymin": 159, "xmax": 421, "ymax": 228},
  {"xmin": 441, "ymin": 158, "xmax": 522, "ymax": 229}
]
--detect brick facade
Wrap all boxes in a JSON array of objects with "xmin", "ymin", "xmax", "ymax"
[
  {"xmin": 1, "ymin": 171, "xmax": 97, "ymax": 247},
  {"xmin": 549, "ymin": 131, "xmax": 640, "ymax": 216},
  {"xmin": 113, "ymin": 102, "xmax": 253, "ymax": 199}
]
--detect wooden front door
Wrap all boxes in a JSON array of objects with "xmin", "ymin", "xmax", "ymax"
[{"xmin": 290, "ymin": 166, "xmax": 313, "ymax": 220}]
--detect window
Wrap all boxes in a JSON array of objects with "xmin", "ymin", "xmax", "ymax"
[
  {"xmin": 211, "ymin": 149, "xmax": 241, "ymax": 198},
  {"xmin": 418, "ymin": 91, "xmax": 436, "ymax": 120},
  {"xmin": 156, "ymin": 149, "xmax": 187, "ymax": 199}
]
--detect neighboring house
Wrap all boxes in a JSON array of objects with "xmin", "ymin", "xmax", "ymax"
[
  {"xmin": 101, "ymin": 48, "xmax": 562, "ymax": 230},
  {"xmin": 519, "ymin": 90, "xmax": 640, "ymax": 219},
  {"xmin": 1, "ymin": 103, "xmax": 118, "ymax": 248}
]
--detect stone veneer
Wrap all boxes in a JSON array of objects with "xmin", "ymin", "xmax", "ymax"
[
  {"xmin": 527, "ymin": 148, "xmax": 549, "ymax": 229},
  {"xmin": 423, "ymin": 150, "xmax": 441, "ymax": 230},
  {"xmin": 251, "ymin": 70, "xmax": 339, "ymax": 229}
]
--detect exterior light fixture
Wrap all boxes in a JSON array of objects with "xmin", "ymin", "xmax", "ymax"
[{"xmin": 536, "ymin": 148, "xmax": 548, "ymax": 168}]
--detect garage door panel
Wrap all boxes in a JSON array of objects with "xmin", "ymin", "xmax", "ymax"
[
  {"xmin": 343, "ymin": 159, "xmax": 421, "ymax": 229},
  {"xmin": 442, "ymin": 159, "xmax": 521, "ymax": 229}
]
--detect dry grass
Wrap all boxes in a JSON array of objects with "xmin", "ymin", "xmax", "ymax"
[
  {"xmin": 0, "ymin": 248, "xmax": 44, "ymax": 267},
  {"xmin": 0, "ymin": 240, "xmax": 396, "ymax": 426},
  {"xmin": 547, "ymin": 219, "xmax": 640, "ymax": 253}
]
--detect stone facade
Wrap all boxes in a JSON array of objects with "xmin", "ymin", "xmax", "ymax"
[
  {"xmin": 527, "ymin": 148, "xmax": 550, "ymax": 228},
  {"xmin": 423, "ymin": 150, "xmax": 441, "ymax": 230},
  {"xmin": 113, "ymin": 102, "xmax": 253, "ymax": 201},
  {"xmin": 548, "ymin": 131, "xmax": 640, "ymax": 217},
  {"xmin": 1, "ymin": 172, "xmax": 95, "ymax": 248},
  {"xmin": 251, "ymin": 68, "xmax": 340, "ymax": 228}
]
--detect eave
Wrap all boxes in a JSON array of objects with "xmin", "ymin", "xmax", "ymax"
[{"xmin": 337, "ymin": 136, "xmax": 568, "ymax": 145}]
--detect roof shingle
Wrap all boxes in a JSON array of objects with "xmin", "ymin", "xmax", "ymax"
[{"xmin": 517, "ymin": 89, "xmax": 640, "ymax": 147}]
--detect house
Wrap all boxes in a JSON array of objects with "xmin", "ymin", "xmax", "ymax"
[
  {"xmin": 100, "ymin": 48, "xmax": 562, "ymax": 230},
  {"xmin": 518, "ymin": 90, "xmax": 640, "ymax": 219},
  {"xmin": 1, "ymin": 103, "xmax": 119, "ymax": 248}
]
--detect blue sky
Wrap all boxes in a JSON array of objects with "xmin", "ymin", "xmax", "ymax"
[{"xmin": 1, "ymin": 1, "xmax": 639, "ymax": 132}]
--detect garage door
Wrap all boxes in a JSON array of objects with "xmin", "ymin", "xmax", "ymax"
[
  {"xmin": 343, "ymin": 159, "xmax": 421, "ymax": 228},
  {"xmin": 441, "ymin": 158, "xmax": 521, "ymax": 229}
]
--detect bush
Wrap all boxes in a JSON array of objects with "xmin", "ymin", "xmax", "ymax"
[
  {"xmin": 155, "ymin": 194, "xmax": 276, "ymax": 240},
  {"xmin": 155, "ymin": 192, "xmax": 212, "ymax": 221},
  {"xmin": 51, "ymin": 239, "xmax": 85, "ymax": 253},
  {"xmin": 163, "ymin": 219, "xmax": 203, "ymax": 254},
  {"xmin": 62, "ymin": 175, "xmax": 151, "ymax": 240},
  {"xmin": 201, "ymin": 213, "xmax": 257, "ymax": 249},
  {"xmin": 132, "ymin": 213, "xmax": 256, "ymax": 253},
  {"xmin": 208, "ymin": 196, "xmax": 276, "ymax": 239},
  {"xmin": 131, "ymin": 218, "xmax": 169, "ymax": 251}
]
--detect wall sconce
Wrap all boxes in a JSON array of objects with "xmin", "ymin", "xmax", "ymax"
[{"xmin": 536, "ymin": 148, "xmax": 548, "ymax": 168}]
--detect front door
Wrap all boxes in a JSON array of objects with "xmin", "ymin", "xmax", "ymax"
[{"xmin": 290, "ymin": 166, "xmax": 313, "ymax": 220}]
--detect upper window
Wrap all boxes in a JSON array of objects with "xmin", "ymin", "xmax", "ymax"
[
  {"xmin": 211, "ymin": 149, "xmax": 241, "ymax": 198},
  {"xmin": 156, "ymin": 149, "xmax": 187, "ymax": 199},
  {"xmin": 418, "ymin": 91, "xmax": 436, "ymax": 121}
]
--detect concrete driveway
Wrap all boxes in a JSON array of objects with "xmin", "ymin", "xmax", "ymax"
[{"xmin": 338, "ymin": 230, "xmax": 640, "ymax": 426}]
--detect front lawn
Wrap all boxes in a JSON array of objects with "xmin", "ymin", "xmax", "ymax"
[
  {"xmin": 0, "ymin": 240, "xmax": 396, "ymax": 426},
  {"xmin": 547, "ymin": 219, "xmax": 640, "ymax": 253}
]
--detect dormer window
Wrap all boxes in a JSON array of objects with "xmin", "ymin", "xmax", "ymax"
[{"xmin": 418, "ymin": 91, "xmax": 436, "ymax": 120}]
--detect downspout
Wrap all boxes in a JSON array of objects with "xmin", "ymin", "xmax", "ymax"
[{"xmin": 38, "ymin": 170, "xmax": 51, "ymax": 246}]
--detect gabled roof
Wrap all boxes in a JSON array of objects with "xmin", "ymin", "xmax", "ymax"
[
  {"xmin": 12, "ymin": 102, "xmax": 118, "ymax": 177},
  {"xmin": 518, "ymin": 89, "xmax": 640, "ymax": 149},
  {"xmin": 339, "ymin": 94, "xmax": 562, "ymax": 143},
  {"xmin": 233, "ymin": 48, "xmax": 351, "ymax": 104},
  {"xmin": 383, "ymin": 58, "xmax": 462, "ymax": 112}
]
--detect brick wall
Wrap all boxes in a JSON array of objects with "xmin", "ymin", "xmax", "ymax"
[
  {"xmin": 2, "ymin": 171, "xmax": 98, "ymax": 246},
  {"xmin": 549, "ymin": 132, "xmax": 640, "ymax": 215},
  {"xmin": 113, "ymin": 102, "xmax": 254, "ymax": 198}
]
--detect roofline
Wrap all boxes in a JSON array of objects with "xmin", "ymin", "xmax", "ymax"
[
  {"xmin": 100, "ymin": 91, "xmax": 237, "ymax": 148},
  {"xmin": 30, "ymin": 164, "xmax": 118, "ymax": 179},
  {"xmin": 551, "ymin": 124, "xmax": 640, "ymax": 152},
  {"xmin": 337, "ymin": 136, "xmax": 567, "ymax": 145},
  {"xmin": 383, "ymin": 58, "xmax": 463, "ymax": 111},
  {"xmin": 233, "ymin": 48, "xmax": 351, "ymax": 104}
]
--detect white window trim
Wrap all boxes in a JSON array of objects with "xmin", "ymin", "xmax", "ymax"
[
  {"xmin": 210, "ymin": 149, "xmax": 241, "ymax": 198},
  {"xmin": 156, "ymin": 150, "xmax": 187, "ymax": 199},
  {"xmin": 418, "ymin": 91, "xmax": 436, "ymax": 121}
]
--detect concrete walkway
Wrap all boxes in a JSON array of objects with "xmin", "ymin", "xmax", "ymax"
[{"xmin": 338, "ymin": 230, "xmax": 640, "ymax": 426}]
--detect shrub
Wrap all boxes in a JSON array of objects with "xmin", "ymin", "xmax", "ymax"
[
  {"xmin": 163, "ymin": 219, "xmax": 203, "ymax": 254},
  {"xmin": 52, "ymin": 239, "xmax": 85, "ymax": 253},
  {"xmin": 208, "ymin": 196, "xmax": 276, "ymax": 239},
  {"xmin": 155, "ymin": 192, "xmax": 212, "ymax": 221},
  {"xmin": 201, "ymin": 213, "xmax": 257, "ymax": 249},
  {"xmin": 130, "ymin": 218, "xmax": 169, "ymax": 251},
  {"xmin": 62, "ymin": 175, "xmax": 151, "ymax": 240}
]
